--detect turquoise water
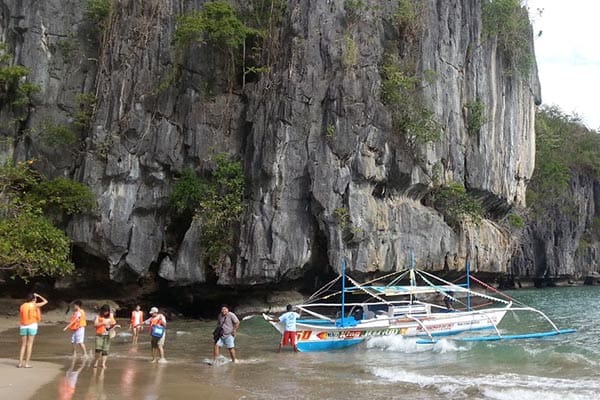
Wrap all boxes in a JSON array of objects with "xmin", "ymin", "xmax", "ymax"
[{"xmin": 2, "ymin": 285, "xmax": 599, "ymax": 399}]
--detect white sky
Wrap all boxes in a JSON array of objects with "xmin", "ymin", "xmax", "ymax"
[{"xmin": 527, "ymin": 0, "xmax": 600, "ymax": 130}]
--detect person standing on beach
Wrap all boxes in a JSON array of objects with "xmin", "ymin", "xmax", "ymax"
[
  {"xmin": 63, "ymin": 300, "xmax": 88, "ymax": 358},
  {"xmin": 213, "ymin": 305, "xmax": 240, "ymax": 364},
  {"xmin": 139, "ymin": 306, "xmax": 167, "ymax": 363},
  {"xmin": 277, "ymin": 304, "xmax": 300, "ymax": 353},
  {"xmin": 93, "ymin": 304, "xmax": 119, "ymax": 369},
  {"xmin": 129, "ymin": 305, "xmax": 144, "ymax": 344},
  {"xmin": 18, "ymin": 292, "xmax": 48, "ymax": 368}
]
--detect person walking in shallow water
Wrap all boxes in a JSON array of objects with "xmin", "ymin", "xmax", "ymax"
[
  {"xmin": 139, "ymin": 306, "xmax": 167, "ymax": 363},
  {"xmin": 18, "ymin": 292, "xmax": 48, "ymax": 368},
  {"xmin": 213, "ymin": 305, "xmax": 240, "ymax": 364},
  {"xmin": 277, "ymin": 304, "xmax": 300, "ymax": 353},
  {"xmin": 63, "ymin": 300, "xmax": 88, "ymax": 358},
  {"xmin": 130, "ymin": 305, "xmax": 144, "ymax": 344},
  {"xmin": 93, "ymin": 304, "xmax": 119, "ymax": 369}
]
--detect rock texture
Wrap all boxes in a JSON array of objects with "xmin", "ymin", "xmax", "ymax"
[{"xmin": 2, "ymin": 0, "xmax": 581, "ymax": 290}]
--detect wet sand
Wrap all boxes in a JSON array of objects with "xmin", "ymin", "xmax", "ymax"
[
  {"xmin": 0, "ymin": 316, "xmax": 254, "ymax": 399},
  {"xmin": 0, "ymin": 316, "xmax": 63, "ymax": 400}
]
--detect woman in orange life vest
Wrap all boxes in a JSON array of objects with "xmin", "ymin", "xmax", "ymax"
[
  {"xmin": 93, "ymin": 304, "xmax": 120, "ymax": 369},
  {"xmin": 18, "ymin": 292, "xmax": 48, "ymax": 368},
  {"xmin": 63, "ymin": 300, "xmax": 88, "ymax": 358},
  {"xmin": 129, "ymin": 305, "xmax": 144, "ymax": 344}
]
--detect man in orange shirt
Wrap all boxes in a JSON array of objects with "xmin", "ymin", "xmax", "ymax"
[
  {"xmin": 18, "ymin": 292, "xmax": 48, "ymax": 368},
  {"xmin": 63, "ymin": 300, "xmax": 88, "ymax": 358}
]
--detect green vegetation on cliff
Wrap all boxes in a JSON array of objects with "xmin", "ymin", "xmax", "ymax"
[
  {"xmin": 0, "ymin": 44, "xmax": 40, "ymax": 121},
  {"xmin": 170, "ymin": 154, "xmax": 245, "ymax": 264},
  {"xmin": 527, "ymin": 106, "xmax": 600, "ymax": 214},
  {"xmin": 172, "ymin": 1, "xmax": 285, "ymax": 91},
  {"xmin": 482, "ymin": 0, "xmax": 532, "ymax": 75},
  {"xmin": 0, "ymin": 162, "xmax": 95, "ymax": 280},
  {"xmin": 427, "ymin": 182, "xmax": 484, "ymax": 229}
]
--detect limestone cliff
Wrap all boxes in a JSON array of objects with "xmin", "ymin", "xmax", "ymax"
[{"xmin": 0, "ymin": 0, "xmax": 547, "ymax": 289}]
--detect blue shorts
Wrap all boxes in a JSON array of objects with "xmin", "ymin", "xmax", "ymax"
[
  {"xmin": 216, "ymin": 335, "xmax": 235, "ymax": 349},
  {"xmin": 20, "ymin": 325, "xmax": 38, "ymax": 336}
]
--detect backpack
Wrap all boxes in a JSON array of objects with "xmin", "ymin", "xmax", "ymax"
[{"xmin": 151, "ymin": 324, "xmax": 165, "ymax": 338}]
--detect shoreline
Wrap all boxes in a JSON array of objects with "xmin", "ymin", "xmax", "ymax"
[{"xmin": 0, "ymin": 316, "xmax": 64, "ymax": 400}]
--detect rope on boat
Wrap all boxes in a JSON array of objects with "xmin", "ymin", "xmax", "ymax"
[
  {"xmin": 469, "ymin": 275, "xmax": 520, "ymax": 304},
  {"xmin": 417, "ymin": 269, "xmax": 511, "ymax": 305}
]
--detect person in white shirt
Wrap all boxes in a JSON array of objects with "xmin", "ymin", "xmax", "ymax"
[{"xmin": 277, "ymin": 304, "xmax": 300, "ymax": 353}]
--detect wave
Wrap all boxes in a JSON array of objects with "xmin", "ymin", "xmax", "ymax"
[{"xmin": 369, "ymin": 367, "xmax": 600, "ymax": 399}]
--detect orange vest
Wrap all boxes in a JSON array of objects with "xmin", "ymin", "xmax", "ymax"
[
  {"xmin": 95, "ymin": 314, "xmax": 116, "ymax": 335},
  {"xmin": 69, "ymin": 309, "xmax": 87, "ymax": 330},
  {"xmin": 79, "ymin": 309, "xmax": 87, "ymax": 327},
  {"xmin": 19, "ymin": 302, "xmax": 41, "ymax": 325},
  {"xmin": 150, "ymin": 315, "xmax": 164, "ymax": 327},
  {"xmin": 131, "ymin": 310, "xmax": 144, "ymax": 326}
]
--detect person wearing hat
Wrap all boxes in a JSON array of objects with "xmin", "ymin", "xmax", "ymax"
[{"xmin": 138, "ymin": 306, "xmax": 167, "ymax": 363}]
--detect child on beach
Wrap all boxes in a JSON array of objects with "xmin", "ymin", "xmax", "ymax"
[
  {"xmin": 18, "ymin": 292, "xmax": 48, "ymax": 368},
  {"xmin": 63, "ymin": 300, "xmax": 88, "ymax": 358}
]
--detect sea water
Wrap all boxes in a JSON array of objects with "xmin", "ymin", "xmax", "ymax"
[{"xmin": 1, "ymin": 285, "xmax": 599, "ymax": 399}]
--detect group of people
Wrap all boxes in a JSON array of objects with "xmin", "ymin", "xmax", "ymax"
[
  {"xmin": 18, "ymin": 293, "xmax": 169, "ymax": 369},
  {"xmin": 18, "ymin": 293, "xmax": 301, "ymax": 369}
]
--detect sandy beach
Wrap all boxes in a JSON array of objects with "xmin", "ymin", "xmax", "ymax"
[
  {"xmin": 0, "ymin": 306, "xmax": 64, "ymax": 400},
  {"xmin": 0, "ymin": 358, "xmax": 62, "ymax": 400}
]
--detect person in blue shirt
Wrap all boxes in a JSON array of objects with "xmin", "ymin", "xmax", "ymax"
[{"xmin": 277, "ymin": 304, "xmax": 300, "ymax": 353}]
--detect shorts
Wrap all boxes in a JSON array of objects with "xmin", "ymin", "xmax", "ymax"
[
  {"xmin": 71, "ymin": 327, "xmax": 85, "ymax": 344},
  {"xmin": 20, "ymin": 323, "xmax": 38, "ymax": 337},
  {"xmin": 281, "ymin": 331, "xmax": 297, "ymax": 346},
  {"xmin": 216, "ymin": 335, "xmax": 235, "ymax": 349},
  {"xmin": 150, "ymin": 331, "xmax": 166, "ymax": 348},
  {"xmin": 95, "ymin": 335, "xmax": 111, "ymax": 356}
]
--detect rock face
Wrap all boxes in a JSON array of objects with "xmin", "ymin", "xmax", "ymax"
[{"xmin": 0, "ymin": 0, "xmax": 564, "ymax": 289}]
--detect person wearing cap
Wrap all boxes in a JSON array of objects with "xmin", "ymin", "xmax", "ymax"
[{"xmin": 139, "ymin": 306, "xmax": 167, "ymax": 363}]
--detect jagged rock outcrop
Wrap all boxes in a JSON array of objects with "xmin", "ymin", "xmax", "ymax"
[
  {"xmin": 0, "ymin": 0, "xmax": 548, "ymax": 288},
  {"xmin": 512, "ymin": 173, "xmax": 600, "ymax": 284}
]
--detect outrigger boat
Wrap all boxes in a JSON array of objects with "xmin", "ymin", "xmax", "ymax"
[{"xmin": 264, "ymin": 260, "xmax": 576, "ymax": 352}]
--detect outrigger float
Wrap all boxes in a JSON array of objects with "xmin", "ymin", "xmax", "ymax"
[{"xmin": 264, "ymin": 259, "xmax": 576, "ymax": 352}]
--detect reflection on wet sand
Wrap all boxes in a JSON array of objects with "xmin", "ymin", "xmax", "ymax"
[
  {"xmin": 9, "ymin": 320, "xmax": 250, "ymax": 400},
  {"xmin": 58, "ymin": 358, "xmax": 85, "ymax": 400}
]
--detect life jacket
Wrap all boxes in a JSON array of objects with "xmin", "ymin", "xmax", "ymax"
[
  {"xmin": 69, "ymin": 309, "xmax": 87, "ymax": 330},
  {"xmin": 79, "ymin": 309, "xmax": 87, "ymax": 327},
  {"xmin": 20, "ymin": 302, "xmax": 41, "ymax": 325},
  {"xmin": 95, "ymin": 314, "xmax": 116, "ymax": 335},
  {"xmin": 150, "ymin": 314, "xmax": 164, "ymax": 328},
  {"xmin": 131, "ymin": 310, "xmax": 144, "ymax": 326}
]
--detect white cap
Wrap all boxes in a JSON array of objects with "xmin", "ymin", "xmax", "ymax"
[{"xmin": 149, "ymin": 307, "xmax": 158, "ymax": 314}]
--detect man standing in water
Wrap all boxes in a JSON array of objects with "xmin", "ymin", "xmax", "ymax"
[
  {"xmin": 63, "ymin": 300, "xmax": 88, "ymax": 358},
  {"xmin": 18, "ymin": 292, "xmax": 48, "ymax": 368},
  {"xmin": 213, "ymin": 305, "xmax": 240, "ymax": 364},
  {"xmin": 139, "ymin": 306, "xmax": 167, "ymax": 363},
  {"xmin": 277, "ymin": 304, "xmax": 300, "ymax": 353}
]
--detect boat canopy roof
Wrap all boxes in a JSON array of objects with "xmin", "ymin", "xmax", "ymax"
[{"xmin": 348, "ymin": 284, "xmax": 469, "ymax": 297}]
